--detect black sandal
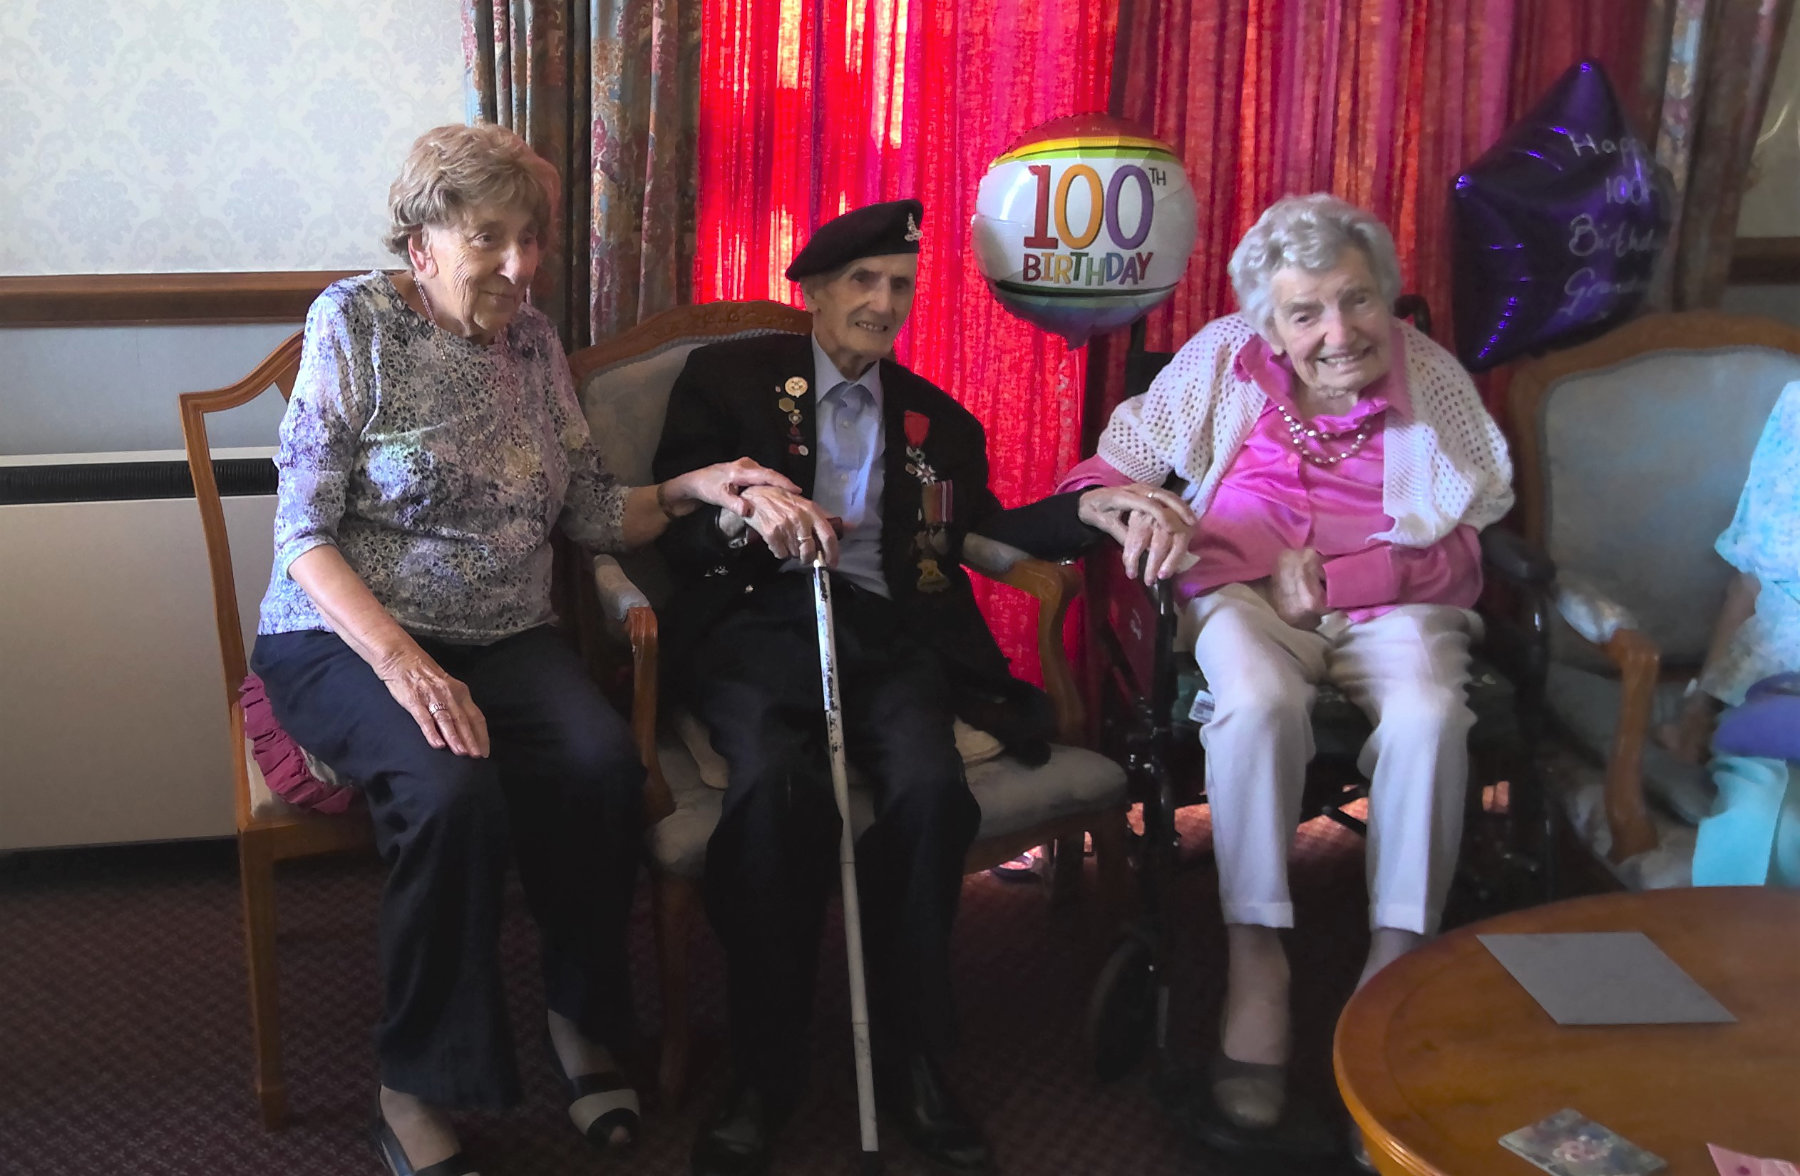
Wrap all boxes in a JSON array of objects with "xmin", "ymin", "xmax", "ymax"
[
  {"xmin": 563, "ymin": 1069, "xmax": 641, "ymax": 1152},
  {"xmin": 546, "ymin": 1029, "xmax": 641, "ymax": 1152},
  {"xmin": 372, "ymin": 1103, "xmax": 480, "ymax": 1176}
]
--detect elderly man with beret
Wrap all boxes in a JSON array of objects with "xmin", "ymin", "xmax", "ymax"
[{"xmin": 654, "ymin": 199, "xmax": 1191, "ymax": 1176}]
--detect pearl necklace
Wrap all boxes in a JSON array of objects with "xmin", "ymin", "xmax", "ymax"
[{"xmin": 1272, "ymin": 400, "xmax": 1373, "ymax": 467}]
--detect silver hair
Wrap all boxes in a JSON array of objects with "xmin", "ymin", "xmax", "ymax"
[
  {"xmin": 384, "ymin": 122, "xmax": 559, "ymax": 259},
  {"xmin": 1227, "ymin": 193, "xmax": 1402, "ymax": 337}
]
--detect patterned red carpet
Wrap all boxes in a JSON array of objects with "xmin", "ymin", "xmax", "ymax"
[{"xmin": 0, "ymin": 807, "xmax": 1492, "ymax": 1176}]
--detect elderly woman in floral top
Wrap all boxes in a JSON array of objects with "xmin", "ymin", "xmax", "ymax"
[
  {"xmin": 252, "ymin": 123, "xmax": 792, "ymax": 1176},
  {"xmin": 1060, "ymin": 194, "xmax": 1513, "ymax": 1141}
]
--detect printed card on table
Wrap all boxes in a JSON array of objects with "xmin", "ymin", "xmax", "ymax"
[
  {"xmin": 1708, "ymin": 1144, "xmax": 1800, "ymax": 1176},
  {"xmin": 1500, "ymin": 1109, "xmax": 1665, "ymax": 1176}
]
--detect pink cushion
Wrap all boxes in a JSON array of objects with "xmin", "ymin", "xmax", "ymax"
[{"xmin": 239, "ymin": 674, "xmax": 358, "ymax": 815}]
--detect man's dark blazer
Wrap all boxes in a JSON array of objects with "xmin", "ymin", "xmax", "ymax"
[{"xmin": 652, "ymin": 331, "xmax": 1099, "ymax": 752}]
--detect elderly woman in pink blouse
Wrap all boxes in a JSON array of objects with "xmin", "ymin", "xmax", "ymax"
[{"xmin": 1062, "ymin": 193, "xmax": 1513, "ymax": 1132}]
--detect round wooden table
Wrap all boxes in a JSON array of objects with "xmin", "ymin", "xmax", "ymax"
[{"xmin": 1334, "ymin": 888, "xmax": 1800, "ymax": 1176}]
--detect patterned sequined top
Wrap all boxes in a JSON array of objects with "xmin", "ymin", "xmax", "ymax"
[{"xmin": 256, "ymin": 272, "xmax": 628, "ymax": 643}]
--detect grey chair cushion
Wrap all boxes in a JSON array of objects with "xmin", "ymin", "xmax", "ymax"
[
  {"xmin": 646, "ymin": 739, "xmax": 1127, "ymax": 879},
  {"xmin": 1544, "ymin": 663, "xmax": 1715, "ymax": 825},
  {"xmin": 1539, "ymin": 346, "xmax": 1800, "ymax": 667}
]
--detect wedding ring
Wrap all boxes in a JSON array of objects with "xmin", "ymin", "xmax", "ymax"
[{"xmin": 428, "ymin": 702, "xmax": 445, "ymax": 715}]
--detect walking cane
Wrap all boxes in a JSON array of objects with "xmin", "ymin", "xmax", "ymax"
[{"xmin": 810, "ymin": 555, "xmax": 881, "ymax": 1174}]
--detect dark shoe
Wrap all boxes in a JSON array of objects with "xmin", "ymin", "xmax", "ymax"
[
  {"xmin": 372, "ymin": 1106, "xmax": 480, "ymax": 1176},
  {"xmin": 1209, "ymin": 1050, "xmax": 1287, "ymax": 1131},
  {"xmin": 880, "ymin": 1052, "xmax": 993, "ymax": 1173},
  {"xmin": 691, "ymin": 1085, "xmax": 777, "ymax": 1176}
]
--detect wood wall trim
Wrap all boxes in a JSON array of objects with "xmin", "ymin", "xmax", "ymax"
[
  {"xmin": 566, "ymin": 299, "xmax": 810, "ymax": 382},
  {"xmin": 0, "ymin": 271, "xmax": 364, "ymax": 327},
  {"xmin": 1730, "ymin": 237, "xmax": 1800, "ymax": 285}
]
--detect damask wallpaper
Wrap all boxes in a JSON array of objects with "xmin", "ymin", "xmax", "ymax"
[{"xmin": 1, "ymin": 0, "xmax": 467, "ymax": 275}]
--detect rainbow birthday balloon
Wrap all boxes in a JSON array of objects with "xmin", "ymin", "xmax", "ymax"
[{"xmin": 972, "ymin": 114, "xmax": 1198, "ymax": 347}]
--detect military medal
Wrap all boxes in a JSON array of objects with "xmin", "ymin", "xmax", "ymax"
[
  {"xmin": 902, "ymin": 409, "xmax": 939, "ymax": 484},
  {"xmin": 780, "ymin": 378, "xmax": 809, "ymax": 455},
  {"xmin": 905, "ymin": 411, "xmax": 951, "ymax": 592}
]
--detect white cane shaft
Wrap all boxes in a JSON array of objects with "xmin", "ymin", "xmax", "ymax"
[
  {"xmin": 840, "ymin": 828, "xmax": 878, "ymax": 1153},
  {"xmin": 812, "ymin": 563, "xmax": 879, "ymax": 1155}
]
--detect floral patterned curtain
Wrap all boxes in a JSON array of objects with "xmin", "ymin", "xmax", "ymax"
[
  {"xmin": 463, "ymin": 0, "xmax": 702, "ymax": 348},
  {"xmin": 1647, "ymin": 0, "xmax": 1795, "ymax": 309}
]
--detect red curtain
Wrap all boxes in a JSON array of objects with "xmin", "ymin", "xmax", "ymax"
[
  {"xmin": 1114, "ymin": 0, "xmax": 1647, "ymax": 373},
  {"xmin": 695, "ymin": 1, "xmax": 1118, "ymax": 681}
]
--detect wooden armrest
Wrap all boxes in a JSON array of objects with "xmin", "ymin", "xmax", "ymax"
[
  {"xmin": 592, "ymin": 554, "xmax": 651, "ymax": 622},
  {"xmin": 626, "ymin": 605, "xmax": 675, "ymax": 825},
  {"xmin": 964, "ymin": 554, "xmax": 1085, "ymax": 745},
  {"xmin": 1597, "ymin": 626, "xmax": 1661, "ymax": 862}
]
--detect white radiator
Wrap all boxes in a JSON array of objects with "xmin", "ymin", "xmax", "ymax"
[{"xmin": 0, "ymin": 450, "xmax": 276, "ymax": 850}]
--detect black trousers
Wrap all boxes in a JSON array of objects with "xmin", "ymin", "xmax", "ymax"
[
  {"xmin": 251, "ymin": 625, "xmax": 645, "ymax": 1109},
  {"xmin": 679, "ymin": 574, "xmax": 980, "ymax": 1112}
]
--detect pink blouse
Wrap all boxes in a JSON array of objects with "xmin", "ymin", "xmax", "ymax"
[{"xmin": 1062, "ymin": 332, "xmax": 1481, "ymax": 623}]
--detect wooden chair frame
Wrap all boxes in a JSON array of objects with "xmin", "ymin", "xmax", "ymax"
[
  {"xmin": 1507, "ymin": 309, "xmax": 1800, "ymax": 861},
  {"xmin": 178, "ymin": 333, "xmax": 375, "ymax": 1129},
  {"xmin": 567, "ymin": 300, "xmax": 1132, "ymax": 1105}
]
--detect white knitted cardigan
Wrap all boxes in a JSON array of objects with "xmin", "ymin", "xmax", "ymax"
[{"xmin": 1096, "ymin": 314, "xmax": 1514, "ymax": 546}]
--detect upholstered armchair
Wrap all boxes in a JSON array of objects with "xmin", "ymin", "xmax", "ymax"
[
  {"xmin": 1507, "ymin": 310, "xmax": 1800, "ymax": 870},
  {"xmin": 565, "ymin": 300, "xmax": 1132, "ymax": 1105}
]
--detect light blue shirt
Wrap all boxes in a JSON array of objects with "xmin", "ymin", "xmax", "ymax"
[
  {"xmin": 790, "ymin": 335, "xmax": 887, "ymax": 595},
  {"xmin": 1706, "ymin": 380, "xmax": 1800, "ymax": 705}
]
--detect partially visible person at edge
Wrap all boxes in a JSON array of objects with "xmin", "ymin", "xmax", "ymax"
[
  {"xmin": 250, "ymin": 121, "xmax": 794, "ymax": 1176},
  {"xmin": 1660, "ymin": 380, "xmax": 1800, "ymax": 888},
  {"xmin": 1058, "ymin": 193, "xmax": 1514, "ymax": 1156},
  {"xmin": 652, "ymin": 198, "xmax": 1193, "ymax": 1176}
]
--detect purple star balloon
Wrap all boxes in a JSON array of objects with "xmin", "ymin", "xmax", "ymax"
[{"xmin": 1451, "ymin": 60, "xmax": 1672, "ymax": 372}]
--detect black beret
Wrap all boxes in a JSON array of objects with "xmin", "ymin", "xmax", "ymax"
[{"xmin": 784, "ymin": 199, "xmax": 924, "ymax": 281}]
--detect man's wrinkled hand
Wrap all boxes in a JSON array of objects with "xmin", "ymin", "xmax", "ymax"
[{"xmin": 741, "ymin": 485, "xmax": 842, "ymax": 566}]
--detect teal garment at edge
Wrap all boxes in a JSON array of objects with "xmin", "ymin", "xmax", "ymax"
[{"xmin": 1693, "ymin": 754, "xmax": 1800, "ymax": 887}]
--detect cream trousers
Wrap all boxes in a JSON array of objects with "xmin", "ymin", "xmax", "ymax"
[{"xmin": 1183, "ymin": 584, "xmax": 1477, "ymax": 935}]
